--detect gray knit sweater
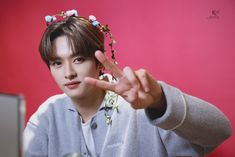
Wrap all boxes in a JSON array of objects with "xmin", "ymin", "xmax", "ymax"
[{"xmin": 24, "ymin": 81, "xmax": 231, "ymax": 157}]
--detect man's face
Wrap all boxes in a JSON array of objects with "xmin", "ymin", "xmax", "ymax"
[{"xmin": 49, "ymin": 36, "xmax": 100, "ymax": 99}]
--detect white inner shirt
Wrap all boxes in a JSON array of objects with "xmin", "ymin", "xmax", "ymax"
[{"xmin": 81, "ymin": 118, "xmax": 96, "ymax": 157}]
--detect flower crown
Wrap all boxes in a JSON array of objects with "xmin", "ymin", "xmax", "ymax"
[{"xmin": 45, "ymin": 9, "xmax": 117, "ymax": 63}]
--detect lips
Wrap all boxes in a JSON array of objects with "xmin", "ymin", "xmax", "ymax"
[{"xmin": 64, "ymin": 81, "xmax": 81, "ymax": 89}]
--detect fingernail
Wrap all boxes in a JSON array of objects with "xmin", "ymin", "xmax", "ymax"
[{"xmin": 95, "ymin": 51, "xmax": 105, "ymax": 62}]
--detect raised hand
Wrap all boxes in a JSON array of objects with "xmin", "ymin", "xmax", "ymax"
[{"xmin": 84, "ymin": 50, "xmax": 164, "ymax": 110}]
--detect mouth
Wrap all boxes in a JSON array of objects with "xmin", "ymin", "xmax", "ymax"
[{"xmin": 64, "ymin": 81, "xmax": 81, "ymax": 89}]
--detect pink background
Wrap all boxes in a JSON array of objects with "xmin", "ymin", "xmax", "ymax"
[{"xmin": 0, "ymin": 0, "xmax": 234, "ymax": 156}]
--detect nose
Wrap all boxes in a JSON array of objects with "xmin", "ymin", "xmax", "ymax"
[{"xmin": 64, "ymin": 62, "xmax": 77, "ymax": 80}]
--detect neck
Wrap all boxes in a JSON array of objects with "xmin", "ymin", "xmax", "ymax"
[{"xmin": 71, "ymin": 88, "xmax": 105, "ymax": 123}]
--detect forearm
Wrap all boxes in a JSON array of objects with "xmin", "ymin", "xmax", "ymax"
[{"xmin": 145, "ymin": 81, "xmax": 232, "ymax": 147}]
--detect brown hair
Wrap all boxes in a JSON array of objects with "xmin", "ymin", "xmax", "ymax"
[{"xmin": 39, "ymin": 16, "xmax": 105, "ymax": 68}]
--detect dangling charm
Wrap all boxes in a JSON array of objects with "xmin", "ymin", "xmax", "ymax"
[
  {"xmin": 105, "ymin": 113, "xmax": 112, "ymax": 125},
  {"xmin": 104, "ymin": 91, "xmax": 118, "ymax": 125}
]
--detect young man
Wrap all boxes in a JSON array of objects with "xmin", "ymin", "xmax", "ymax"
[{"xmin": 24, "ymin": 10, "xmax": 231, "ymax": 157}]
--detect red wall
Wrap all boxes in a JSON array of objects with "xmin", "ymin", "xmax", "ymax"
[{"xmin": 0, "ymin": 0, "xmax": 234, "ymax": 156}]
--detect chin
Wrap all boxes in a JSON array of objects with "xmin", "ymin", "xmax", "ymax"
[
  {"xmin": 65, "ymin": 92, "xmax": 82, "ymax": 99},
  {"xmin": 64, "ymin": 89, "xmax": 86, "ymax": 99}
]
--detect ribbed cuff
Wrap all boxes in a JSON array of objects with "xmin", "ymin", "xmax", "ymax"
[{"xmin": 145, "ymin": 81, "xmax": 187, "ymax": 130}]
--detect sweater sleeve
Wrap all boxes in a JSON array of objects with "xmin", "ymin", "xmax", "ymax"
[
  {"xmin": 23, "ymin": 121, "xmax": 48, "ymax": 157},
  {"xmin": 145, "ymin": 81, "xmax": 232, "ymax": 150},
  {"xmin": 23, "ymin": 102, "xmax": 50, "ymax": 157}
]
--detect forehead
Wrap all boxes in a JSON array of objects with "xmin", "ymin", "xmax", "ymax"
[{"xmin": 52, "ymin": 36, "xmax": 72, "ymax": 57}]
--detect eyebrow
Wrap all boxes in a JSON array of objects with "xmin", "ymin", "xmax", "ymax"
[
  {"xmin": 49, "ymin": 56, "xmax": 61, "ymax": 61},
  {"xmin": 49, "ymin": 53, "xmax": 83, "ymax": 61}
]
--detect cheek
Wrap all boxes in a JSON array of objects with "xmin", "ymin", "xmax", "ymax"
[
  {"xmin": 81, "ymin": 63, "xmax": 100, "ymax": 77},
  {"xmin": 50, "ymin": 70, "xmax": 63, "ymax": 84},
  {"xmin": 90, "ymin": 66, "xmax": 100, "ymax": 77},
  {"xmin": 82, "ymin": 68, "xmax": 98, "ymax": 78}
]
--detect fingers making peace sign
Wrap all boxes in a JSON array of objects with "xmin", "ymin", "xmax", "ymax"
[{"xmin": 84, "ymin": 50, "xmax": 165, "ymax": 110}]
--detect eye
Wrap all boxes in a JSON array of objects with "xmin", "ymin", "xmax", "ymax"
[
  {"xmin": 49, "ymin": 60, "xmax": 62, "ymax": 68},
  {"xmin": 74, "ymin": 56, "xmax": 85, "ymax": 64}
]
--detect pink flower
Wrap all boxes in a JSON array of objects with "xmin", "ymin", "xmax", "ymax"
[{"xmin": 89, "ymin": 15, "xmax": 96, "ymax": 22}]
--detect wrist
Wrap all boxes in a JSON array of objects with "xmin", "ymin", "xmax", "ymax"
[{"xmin": 147, "ymin": 91, "xmax": 167, "ymax": 119}]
